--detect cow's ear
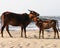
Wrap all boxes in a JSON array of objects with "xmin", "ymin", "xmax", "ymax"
[{"xmin": 28, "ymin": 9, "xmax": 31, "ymax": 12}]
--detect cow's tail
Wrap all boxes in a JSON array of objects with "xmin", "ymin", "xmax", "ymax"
[
  {"xmin": 1, "ymin": 13, "xmax": 4, "ymax": 28},
  {"xmin": 56, "ymin": 20, "xmax": 60, "ymax": 31},
  {"xmin": 1, "ymin": 12, "xmax": 10, "ymax": 28}
]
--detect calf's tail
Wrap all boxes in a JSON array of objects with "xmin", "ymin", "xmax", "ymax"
[{"xmin": 56, "ymin": 20, "xmax": 60, "ymax": 31}]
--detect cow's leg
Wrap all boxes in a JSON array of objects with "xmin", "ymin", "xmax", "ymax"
[
  {"xmin": 53, "ymin": 28, "xmax": 56, "ymax": 39},
  {"xmin": 56, "ymin": 29, "xmax": 59, "ymax": 39},
  {"xmin": 54, "ymin": 31, "xmax": 56, "ymax": 39},
  {"xmin": 6, "ymin": 25, "xmax": 13, "ymax": 37},
  {"xmin": 55, "ymin": 27, "xmax": 59, "ymax": 39},
  {"xmin": 42, "ymin": 29, "xmax": 44, "ymax": 39},
  {"xmin": 21, "ymin": 27, "xmax": 23, "ymax": 37},
  {"xmin": 24, "ymin": 27, "xmax": 27, "ymax": 38},
  {"xmin": 39, "ymin": 29, "xmax": 41, "ymax": 39},
  {"xmin": 1, "ymin": 25, "xmax": 5, "ymax": 37}
]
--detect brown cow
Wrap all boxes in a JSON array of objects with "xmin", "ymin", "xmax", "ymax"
[
  {"xmin": 1, "ymin": 10, "xmax": 39, "ymax": 38},
  {"xmin": 36, "ymin": 18, "xmax": 59, "ymax": 39}
]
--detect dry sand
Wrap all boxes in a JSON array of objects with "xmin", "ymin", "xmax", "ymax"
[{"xmin": 0, "ymin": 30, "xmax": 60, "ymax": 48}]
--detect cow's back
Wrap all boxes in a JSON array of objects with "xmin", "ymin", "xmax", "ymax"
[{"xmin": 1, "ymin": 12, "xmax": 31, "ymax": 26}]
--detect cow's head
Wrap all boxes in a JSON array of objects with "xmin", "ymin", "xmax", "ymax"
[{"xmin": 28, "ymin": 9, "xmax": 39, "ymax": 22}]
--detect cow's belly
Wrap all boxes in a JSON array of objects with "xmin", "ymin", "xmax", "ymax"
[{"xmin": 9, "ymin": 21, "xmax": 21, "ymax": 26}]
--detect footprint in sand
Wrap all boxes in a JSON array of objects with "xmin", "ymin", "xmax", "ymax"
[
  {"xmin": 17, "ymin": 44, "xmax": 23, "ymax": 48},
  {"xmin": 10, "ymin": 46, "xmax": 14, "ymax": 48},
  {"xmin": 53, "ymin": 44, "xmax": 57, "ymax": 48},
  {"xmin": 26, "ymin": 43, "xmax": 30, "ymax": 47},
  {"xmin": 34, "ymin": 35, "xmax": 37, "ymax": 38},
  {"xmin": 40, "ymin": 45, "xmax": 44, "ymax": 48},
  {"xmin": 0, "ymin": 43, "xmax": 5, "ymax": 47}
]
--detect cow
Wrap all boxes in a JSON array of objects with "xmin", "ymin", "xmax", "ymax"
[
  {"xmin": 1, "ymin": 10, "xmax": 39, "ymax": 38},
  {"xmin": 36, "ymin": 18, "xmax": 59, "ymax": 39}
]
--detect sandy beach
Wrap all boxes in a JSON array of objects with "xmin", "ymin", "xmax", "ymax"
[{"xmin": 0, "ymin": 30, "xmax": 60, "ymax": 48}]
